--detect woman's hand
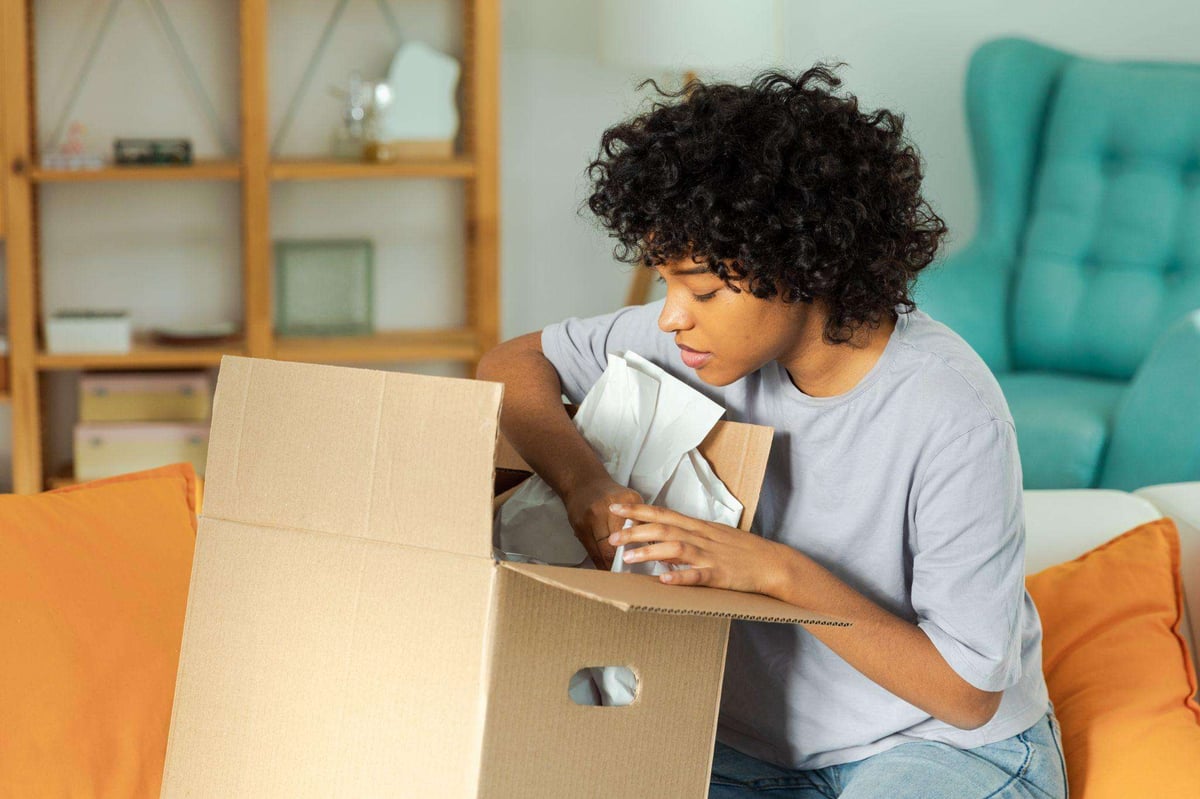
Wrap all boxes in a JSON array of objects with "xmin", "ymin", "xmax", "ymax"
[
  {"xmin": 562, "ymin": 477, "xmax": 643, "ymax": 570},
  {"xmin": 607, "ymin": 503, "xmax": 790, "ymax": 594}
]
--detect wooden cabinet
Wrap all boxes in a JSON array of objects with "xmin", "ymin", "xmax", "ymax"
[{"xmin": 0, "ymin": 0, "xmax": 499, "ymax": 493}]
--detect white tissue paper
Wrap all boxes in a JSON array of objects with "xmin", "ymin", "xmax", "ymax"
[{"xmin": 492, "ymin": 351, "xmax": 744, "ymax": 706}]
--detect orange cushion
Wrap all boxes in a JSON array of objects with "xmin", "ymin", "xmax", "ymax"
[
  {"xmin": 0, "ymin": 463, "xmax": 198, "ymax": 798},
  {"xmin": 1027, "ymin": 518, "xmax": 1200, "ymax": 799}
]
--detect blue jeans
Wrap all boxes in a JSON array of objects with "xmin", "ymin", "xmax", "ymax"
[{"xmin": 710, "ymin": 711, "xmax": 1068, "ymax": 798}]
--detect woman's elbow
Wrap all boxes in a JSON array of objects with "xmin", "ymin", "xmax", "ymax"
[{"xmin": 954, "ymin": 688, "xmax": 1004, "ymax": 730}]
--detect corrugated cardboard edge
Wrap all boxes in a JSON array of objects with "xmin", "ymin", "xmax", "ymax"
[
  {"xmin": 468, "ymin": 563, "xmax": 503, "ymax": 798},
  {"xmin": 498, "ymin": 561, "xmax": 849, "ymax": 626},
  {"xmin": 704, "ymin": 618, "xmax": 734, "ymax": 792}
]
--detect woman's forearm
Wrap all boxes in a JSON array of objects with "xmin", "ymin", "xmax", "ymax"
[
  {"xmin": 476, "ymin": 333, "xmax": 609, "ymax": 499},
  {"xmin": 761, "ymin": 543, "xmax": 1003, "ymax": 730}
]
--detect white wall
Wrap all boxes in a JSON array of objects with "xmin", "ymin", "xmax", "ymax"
[
  {"xmin": 503, "ymin": 0, "xmax": 1200, "ymax": 334},
  {"xmin": 2, "ymin": 0, "xmax": 1199, "ymax": 489}
]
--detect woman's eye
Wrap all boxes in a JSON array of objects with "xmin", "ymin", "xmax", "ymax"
[
  {"xmin": 693, "ymin": 291, "xmax": 718, "ymax": 302},
  {"xmin": 654, "ymin": 274, "xmax": 666, "ymax": 284}
]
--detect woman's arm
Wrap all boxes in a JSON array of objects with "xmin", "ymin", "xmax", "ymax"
[
  {"xmin": 607, "ymin": 502, "xmax": 1006, "ymax": 731},
  {"xmin": 477, "ymin": 333, "xmax": 607, "ymax": 500},
  {"xmin": 476, "ymin": 334, "xmax": 639, "ymax": 568},
  {"xmin": 762, "ymin": 550, "xmax": 1003, "ymax": 730}
]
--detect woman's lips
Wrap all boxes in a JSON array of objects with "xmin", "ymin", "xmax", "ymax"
[{"xmin": 678, "ymin": 345, "xmax": 713, "ymax": 369}]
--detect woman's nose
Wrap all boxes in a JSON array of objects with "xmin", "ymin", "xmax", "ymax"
[{"xmin": 658, "ymin": 299, "xmax": 691, "ymax": 333}]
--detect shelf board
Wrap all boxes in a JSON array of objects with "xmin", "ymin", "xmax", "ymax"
[
  {"xmin": 36, "ymin": 334, "xmax": 244, "ymax": 370},
  {"xmin": 272, "ymin": 328, "xmax": 479, "ymax": 363},
  {"xmin": 31, "ymin": 160, "xmax": 241, "ymax": 183},
  {"xmin": 47, "ymin": 474, "xmax": 76, "ymax": 490},
  {"xmin": 269, "ymin": 157, "xmax": 476, "ymax": 181}
]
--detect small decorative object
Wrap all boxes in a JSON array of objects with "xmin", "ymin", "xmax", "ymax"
[
  {"xmin": 114, "ymin": 137, "xmax": 194, "ymax": 165},
  {"xmin": 44, "ymin": 309, "xmax": 132, "ymax": 354},
  {"xmin": 41, "ymin": 121, "xmax": 106, "ymax": 170},
  {"xmin": 329, "ymin": 72, "xmax": 375, "ymax": 160},
  {"xmin": 274, "ymin": 239, "xmax": 374, "ymax": 337},
  {"xmin": 369, "ymin": 40, "xmax": 460, "ymax": 161},
  {"xmin": 150, "ymin": 321, "xmax": 239, "ymax": 347},
  {"xmin": 361, "ymin": 81, "xmax": 394, "ymax": 158}
]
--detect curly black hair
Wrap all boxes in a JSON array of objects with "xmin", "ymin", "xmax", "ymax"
[{"xmin": 582, "ymin": 63, "xmax": 948, "ymax": 346}]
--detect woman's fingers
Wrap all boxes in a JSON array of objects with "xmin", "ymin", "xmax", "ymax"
[
  {"xmin": 659, "ymin": 566, "xmax": 711, "ymax": 586},
  {"xmin": 607, "ymin": 521, "xmax": 686, "ymax": 546},
  {"xmin": 609, "ymin": 503, "xmax": 708, "ymax": 534},
  {"xmin": 619, "ymin": 538, "xmax": 701, "ymax": 565}
]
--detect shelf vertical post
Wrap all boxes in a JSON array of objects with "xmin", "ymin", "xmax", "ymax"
[
  {"xmin": 463, "ymin": 0, "xmax": 500, "ymax": 376},
  {"xmin": 241, "ymin": 0, "xmax": 272, "ymax": 357},
  {"xmin": 4, "ymin": 0, "xmax": 44, "ymax": 493}
]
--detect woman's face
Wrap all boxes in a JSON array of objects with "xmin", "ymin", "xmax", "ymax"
[{"xmin": 654, "ymin": 257, "xmax": 812, "ymax": 386}]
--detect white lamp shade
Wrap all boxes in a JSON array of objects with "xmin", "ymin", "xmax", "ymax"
[{"xmin": 599, "ymin": 0, "xmax": 780, "ymax": 71}]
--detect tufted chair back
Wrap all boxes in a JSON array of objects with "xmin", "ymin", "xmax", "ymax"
[
  {"xmin": 1010, "ymin": 59, "xmax": 1200, "ymax": 380},
  {"xmin": 916, "ymin": 39, "xmax": 1200, "ymax": 491}
]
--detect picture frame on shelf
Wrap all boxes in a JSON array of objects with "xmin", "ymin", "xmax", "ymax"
[{"xmin": 273, "ymin": 239, "xmax": 375, "ymax": 337}]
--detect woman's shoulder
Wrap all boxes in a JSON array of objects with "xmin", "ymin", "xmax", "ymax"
[{"xmin": 890, "ymin": 307, "xmax": 1013, "ymax": 429}]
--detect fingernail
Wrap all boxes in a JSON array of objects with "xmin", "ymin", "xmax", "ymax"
[
  {"xmin": 609, "ymin": 503, "xmax": 626, "ymax": 512},
  {"xmin": 622, "ymin": 550, "xmax": 638, "ymax": 562},
  {"xmin": 608, "ymin": 532, "xmax": 621, "ymax": 544}
]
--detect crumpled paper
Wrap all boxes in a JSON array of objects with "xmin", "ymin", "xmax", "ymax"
[{"xmin": 492, "ymin": 351, "xmax": 743, "ymax": 706}]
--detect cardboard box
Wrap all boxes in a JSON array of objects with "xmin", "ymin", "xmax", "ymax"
[
  {"xmin": 161, "ymin": 355, "xmax": 844, "ymax": 797},
  {"xmin": 79, "ymin": 371, "xmax": 212, "ymax": 422},
  {"xmin": 73, "ymin": 421, "xmax": 209, "ymax": 481}
]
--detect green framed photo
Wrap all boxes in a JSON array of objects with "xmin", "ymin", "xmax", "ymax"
[{"xmin": 274, "ymin": 239, "xmax": 374, "ymax": 336}]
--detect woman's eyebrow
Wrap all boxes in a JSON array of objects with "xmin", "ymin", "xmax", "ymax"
[{"xmin": 670, "ymin": 265, "xmax": 714, "ymax": 276}]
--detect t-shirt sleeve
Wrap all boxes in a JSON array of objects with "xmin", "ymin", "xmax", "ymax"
[
  {"xmin": 540, "ymin": 299, "xmax": 675, "ymax": 404},
  {"xmin": 911, "ymin": 418, "xmax": 1028, "ymax": 693}
]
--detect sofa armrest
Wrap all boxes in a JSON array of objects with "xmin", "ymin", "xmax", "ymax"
[
  {"xmin": 1101, "ymin": 309, "xmax": 1200, "ymax": 491},
  {"xmin": 1023, "ymin": 488, "xmax": 1161, "ymax": 574},
  {"xmin": 1133, "ymin": 481, "xmax": 1200, "ymax": 676}
]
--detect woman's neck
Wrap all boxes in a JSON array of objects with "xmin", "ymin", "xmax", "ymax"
[{"xmin": 778, "ymin": 307, "xmax": 898, "ymax": 398}]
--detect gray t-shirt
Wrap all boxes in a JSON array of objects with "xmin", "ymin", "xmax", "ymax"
[{"xmin": 540, "ymin": 298, "xmax": 1050, "ymax": 771}]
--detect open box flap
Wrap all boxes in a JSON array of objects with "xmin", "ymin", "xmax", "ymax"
[
  {"xmin": 499, "ymin": 561, "xmax": 848, "ymax": 626},
  {"xmin": 202, "ymin": 355, "xmax": 502, "ymax": 559}
]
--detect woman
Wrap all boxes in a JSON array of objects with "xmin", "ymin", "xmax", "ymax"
[{"xmin": 477, "ymin": 65, "xmax": 1067, "ymax": 799}]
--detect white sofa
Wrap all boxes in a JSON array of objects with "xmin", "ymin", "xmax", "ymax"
[{"xmin": 1023, "ymin": 481, "xmax": 1200, "ymax": 666}]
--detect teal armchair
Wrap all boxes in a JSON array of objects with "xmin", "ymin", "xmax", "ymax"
[{"xmin": 916, "ymin": 37, "xmax": 1200, "ymax": 490}]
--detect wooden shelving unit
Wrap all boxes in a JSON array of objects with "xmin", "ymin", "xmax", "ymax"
[
  {"xmin": 34, "ymin": 333, "xmax": 248, "ymax": 371},
  {"xmin": 30, "ymin": 160, "xmax": 243, "ymax": 183},
  {"xmin": 269, "ymin": 157, "xmax": 477, "ymax": 181},
  {"xmin": 0, "ymin": 0, "xmax": 500, "ymax": 494}
]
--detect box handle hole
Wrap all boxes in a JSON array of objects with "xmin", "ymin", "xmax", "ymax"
[{"xmin": 568, "ymin": 666, "xmax": 638, "ymax": 707}]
